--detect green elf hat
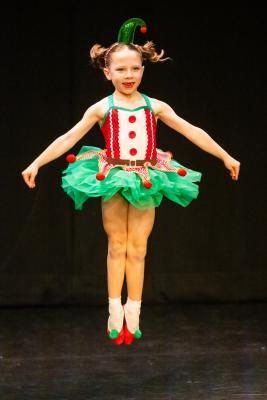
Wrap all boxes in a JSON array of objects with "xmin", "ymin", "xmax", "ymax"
[{"xmin": 117, "ymin": 18, "xmax": 147, "ymax": 44}]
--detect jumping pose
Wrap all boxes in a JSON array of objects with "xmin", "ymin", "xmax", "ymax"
[{"xmin": 21, "ymin": 18, "xmax": 240, "ymax": 345}]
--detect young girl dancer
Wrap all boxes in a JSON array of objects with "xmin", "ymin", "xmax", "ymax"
[{"xmin": 21, "ymin": 18, "xmax": 240, "ymax": 345}]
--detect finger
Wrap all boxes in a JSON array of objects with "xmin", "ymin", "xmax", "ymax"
[
  {"xmin": 230, "ymin": 167, "xmax": 236, "ymax": 180},
  {"xmin": 234, "ymin": 165, "xmax": 240, "ymax": 180},
  {"xmin": 29, "ymin": 174, "xmax": 36, "ymax": 188},
  {"xmin": 23, "ymin": 173, "xmax": 30, "ymax": 186},
  {"xmin": 24, "ymin": 172, "xmax": 34, "ymax": 188},
  {"xmin": 232, "ymin": 166, "xmax": 239, "ymax": 180},
  {"xmin": 29, "ymin": 174, "xmax": 35, "ymax": 184}
]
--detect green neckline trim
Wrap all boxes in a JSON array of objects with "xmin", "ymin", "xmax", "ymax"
[
  {"xmin": 100, "ymin": 95, "xmax": 155, "ymax": 128},
  {"xmin": 111, "ymin": 105, "xmax": 149, "ymax": 111}
]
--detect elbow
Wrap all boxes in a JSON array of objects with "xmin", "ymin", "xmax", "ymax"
[
  {"xmin": 194, "ymin": 126, "xmax": 207, "ymax": 138},
  {"xmin": 55, "ymin": 134, "xmax": 74, "ymax": 155},
  {"xmin": 63, "ymin": 135, "xmax": 75, "ymax": 152},
  {"xmin": 63, "ymin": 130, "xmax": 78, "ymax": 149},
  {"xmin": 193, "ymin": 126, "xmax": 202, "ymax": 136},
  {"xmin": 185, "ymin": 125, "xmax": 202, "ymax": 142},
  {"xmin": 187, "ymin": 126, "xmax": 207, "ymax": 147}
]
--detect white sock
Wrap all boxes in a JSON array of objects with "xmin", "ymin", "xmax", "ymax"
[
  {"xmin": 124, "ymin": 297, "xmax": 142, "ymax": 334},
  {"xmin": 108, "ymin": 296, "xmax": 124, "ymax": 332}
]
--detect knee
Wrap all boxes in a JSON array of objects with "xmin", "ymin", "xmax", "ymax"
[
  {"xmin": 108, "ymin": 237, "xmax": 127, "ymax": 259},
  {"xmin": 127, "ymin": 240, "xmax": 148, "ymax": 262}
]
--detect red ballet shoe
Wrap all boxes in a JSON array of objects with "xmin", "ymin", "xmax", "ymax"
[
  {"xmin": 123, "ymin": 323, "xmax": 142, "ymax": 345},
  {"xmin": 107, "ymin": 326, "xmax": 125, "ymax": 345}
]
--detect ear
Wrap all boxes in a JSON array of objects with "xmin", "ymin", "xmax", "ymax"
[{"xmin": 103, "ymin": 67, "xmax": 111, "ymax": 80}]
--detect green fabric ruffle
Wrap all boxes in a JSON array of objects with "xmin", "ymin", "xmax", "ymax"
[{"xmin": 61, "ymin": 145, "xmax": 202, "ymax": 210}]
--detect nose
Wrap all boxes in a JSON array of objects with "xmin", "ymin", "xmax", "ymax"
[{"xmin": 125, "ymin": 69, "xmax": 133, "ymax": 78}]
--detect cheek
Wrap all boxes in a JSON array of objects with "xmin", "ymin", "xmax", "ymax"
[{"xmin": 111, "ymin": 72, "xmax": 120, "ymax": 80}]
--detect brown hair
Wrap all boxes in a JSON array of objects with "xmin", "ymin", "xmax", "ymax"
[{"xmin": 89, "ymin": 41, "xmax": 170, "ymax": 69}]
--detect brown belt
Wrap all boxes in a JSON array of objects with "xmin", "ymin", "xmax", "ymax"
[{"xmin": 105, "ymin": 156, "xmax": 157, "ymax": 167}]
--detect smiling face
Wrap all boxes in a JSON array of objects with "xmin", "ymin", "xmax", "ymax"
[{"xmin": 103, "ymin": 46, "xmax": 144, "ymax": 96}]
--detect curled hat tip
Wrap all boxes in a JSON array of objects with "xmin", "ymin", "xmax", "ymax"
[{"xmin": 117, "ymin": 18, "xmax": 147, "ymax": 44}]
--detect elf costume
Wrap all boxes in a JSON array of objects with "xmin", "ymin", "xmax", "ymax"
[{"xmin": 61, "ymin": 18, "xmax": 202, "ymax": 345}]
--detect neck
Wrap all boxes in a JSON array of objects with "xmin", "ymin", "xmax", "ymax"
[{"xmin": 113, "ymin": 90, "xmax": 142, "ymax": 102}]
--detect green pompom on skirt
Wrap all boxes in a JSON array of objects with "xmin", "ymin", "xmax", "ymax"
[{"xmin": 61, "ymin": 145, "xmax": 202, "ymax": 210}]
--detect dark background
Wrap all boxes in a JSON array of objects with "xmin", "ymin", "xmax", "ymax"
[{"xmin": 1, "ymin": 2, "xmax": 266, "ymax": 306}]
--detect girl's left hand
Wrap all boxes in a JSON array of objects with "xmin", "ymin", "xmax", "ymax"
[{"xmin": 223, "ymin": 155, "xmax": 241, "ymax": 181}]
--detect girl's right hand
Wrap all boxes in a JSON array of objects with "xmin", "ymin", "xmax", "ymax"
[{"xmin": 21, "ymin": 163, "xmax": 39, "ymax": 189}]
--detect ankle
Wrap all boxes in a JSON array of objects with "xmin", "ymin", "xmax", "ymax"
[
  {"xmin": 125, "ymin": 297, "xmax": 142, "ymax": 310},
  {"xmin": 124, "ymin": 297, "xmax": 142, "ymax": 334},
  {"xmin": 108, "ymin": 296, "xmax": 124, "ymax": 332}
]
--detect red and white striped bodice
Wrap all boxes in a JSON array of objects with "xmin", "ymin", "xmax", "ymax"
[{"xmin": 101, "ymin": 93, "xmax": 157, "ymax": 160}]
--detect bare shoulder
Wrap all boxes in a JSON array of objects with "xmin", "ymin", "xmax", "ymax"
[
  {"xmin": 149, "ymin": 97, "xmax": 172, "ymax": 117},
  {"xmin": 83, "ymin": 97, "xmax": 109, "ymax": 121}
]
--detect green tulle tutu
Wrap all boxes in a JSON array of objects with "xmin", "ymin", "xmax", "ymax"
[{"xmin": 61, "ymin": 145, "xmax": 202, "ymax": 210}]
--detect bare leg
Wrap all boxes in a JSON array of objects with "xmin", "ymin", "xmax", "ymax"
[
  {"xmin": 125, "ymin": 205, "xmax": 155, "ymax": 301},
  {"xmin": 101, "ymin": 193, "xmax": 129, "ymax": 298}
]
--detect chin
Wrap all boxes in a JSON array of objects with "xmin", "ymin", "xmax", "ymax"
[{"xmin": 120, "ymin": 88, "xmax": 135, "ymax": 95}]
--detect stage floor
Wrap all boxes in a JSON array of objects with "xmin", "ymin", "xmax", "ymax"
[{"xmin": 0, "ymin": 302, "xmax": 266, "ymax": 399}]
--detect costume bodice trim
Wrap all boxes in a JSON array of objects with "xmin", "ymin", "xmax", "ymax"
[{"xmin": 100, "ymin": 93, "xmax": 155, "ymax": 128}]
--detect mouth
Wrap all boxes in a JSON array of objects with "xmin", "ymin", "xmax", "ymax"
[{"xmin": 122, "ymin": 82, "xmax": 135, "ymax": 88}]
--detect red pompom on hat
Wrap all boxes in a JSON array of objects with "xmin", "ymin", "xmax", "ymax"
[
  {"xmin": 96, "ymin": 172, "xmax": 106, "ymax": 181},
  {"xmin": 66, "ymin": 154, "xmax": 76, "ymax": 163},
  {"xmin": 143, "ymin": 180, "xmax": 152, "ymax": 189},
  {"xmin": 140, "ymin": 26, "xmax": 147, "ymax": 33},
  {"xmin": 177, "ymin": 168, "xmax": 187, "ymax": 176}
]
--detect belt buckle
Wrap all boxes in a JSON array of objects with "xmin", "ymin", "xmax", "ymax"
[{"xmin": 129, "ymin": 159, "xmax": 137, "ymax": 167}]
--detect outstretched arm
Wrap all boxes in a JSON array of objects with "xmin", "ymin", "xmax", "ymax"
[
  {"xmin": 21, "ymin": 101, "xmax": 103, "ymax": 188},
  {"xmin": 156, "ymin": 100, "xmax": 241, "ymax": 180}
]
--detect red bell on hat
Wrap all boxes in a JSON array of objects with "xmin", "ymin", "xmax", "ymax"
[
  {"xmin": 140, "ymin": 26, "xmax": 147, "ymax": 33},
  {"xmin": 96, "ymin": 172, "xmax": 106, "ymax": 181},
  {"xmin": 143, "ymin": 180, "xmax": 152, "ymax": 189},
  {"xmin": 66, "ymin": 154, "xmax": 76, "ymax": 163},
  {"xmin": 177, "ymin": 168, "xmax": 187, "ymax": 176}
]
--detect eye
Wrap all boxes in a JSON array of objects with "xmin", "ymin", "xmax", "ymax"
[
  {"xmin": 133, "ymin": 66, "xmax": 140, "ymax": 70},
  {"xmin": 116, "ymin": 68, "xmax": 124, "ymax": 71}
]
